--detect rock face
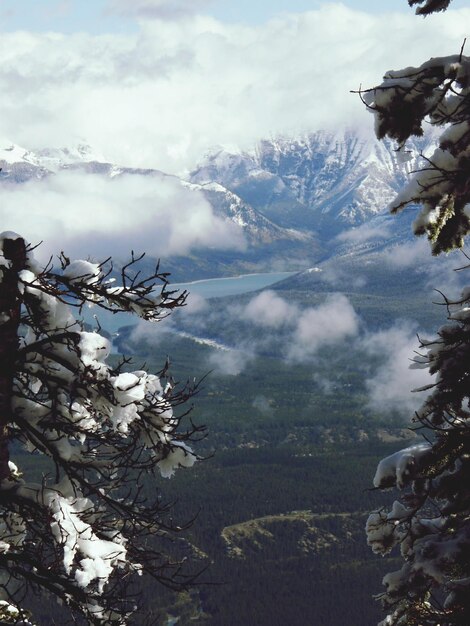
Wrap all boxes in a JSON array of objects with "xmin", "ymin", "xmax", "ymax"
[
  {"xmin": 190, "ymin": 129, "xmax": 435, "ymax": 236},
  {"xmin": 0, "ymin": 139, "xmax": 308, "ymax": 251},
  {"xmin": 0, "ymin": 129, "xmax": 437, "ymax": 273}
]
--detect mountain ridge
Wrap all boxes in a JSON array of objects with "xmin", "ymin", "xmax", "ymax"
[{"xmin": 0, "ymin": 129, "xmax": 437, "ymax": 277}]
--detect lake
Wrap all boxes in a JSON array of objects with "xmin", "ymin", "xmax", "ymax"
[
  {"xmin": 84, "ymin": 271, "xmax": 297, "ymax": 335},
  {"xmin": 172, "ymin": 271, "xmax": 295, "ymax": 299}
]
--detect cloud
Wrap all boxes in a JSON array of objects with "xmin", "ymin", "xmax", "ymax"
[
  {"xmin": 383, "ymin": 238, "xmax": 429, "ymax": 268},
  {"xmin": 0, "ymin": 6, "xmax": 470, "ymax": 172},
  {"xmin": 361, "ymin": 322, "xmax": 434, "ymax": 416},
  {"xmin": 252, "ymin": 395, "xmax": 272, "ymax": 414},
  {"xmin": 208, "ymin": 347, "xmax": 253, "ymax": 376},
  {"xmin": 106, "ymin": 0, "xmax": 212, "ymax": 20},
  {"xmin": 383, "ymin": 238, "xmax": 467, "ymax": 297},
  {"xmin": 0, "ymin": 170, "xmax": 244, "ymax": 261},
  {"xmin": 315, "ymin": 263, "xmax": 366, "ymax": 289},
  {"xmin": 312, "ymin": 372, "xmax": 335, "ymax": 394},
  {"xmin": 234, "ymin": 291, "xmax": 361, "ymax": 366},
  {"xmin": 241, "ymin": 290, "xmax": 297, "ymax": 328},
  {"xmin": 127, "ymin": 318, "xmax": 172, "ymax": 349},
  {"xmin": 178, "ymin": 292, "xmax": 208, "ymax": 316},
  {"xmin": 288, "ymin": 293, "xmax": 360, "ymax": 361},
  {"xmin": 337, "ymin": 222, "xmax": 392, "ymax": 244}
]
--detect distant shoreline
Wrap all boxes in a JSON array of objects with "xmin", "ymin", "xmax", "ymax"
[{"xmin": 172, "ymin": 270, "xmax": 296, "ymax": 289}]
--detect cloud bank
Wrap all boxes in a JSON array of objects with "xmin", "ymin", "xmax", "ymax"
[
  {"xmin": 288, "ymin": 293, "xmax": 360, "ymax": 361},
  {"xmin": 1, "ymin": 6, "xmax": 470, "ymax": 172},
  {"xmin": 241, "ymin": 290, "xmax": 297, "ymax": 328},
  {"xmin": 125, "ymin": 285, "xmax": 436, "ymax": 418},
  {"xmin": 0, "ymin": 171, "xmax": 244, "ymax": 261},
  {"xmin": 361, "ymin": 322, "xmax": 434, "ymax": 416},
  {"xmin": 208, "ymin": 347, "xmax": 254, "ymax": 376}
]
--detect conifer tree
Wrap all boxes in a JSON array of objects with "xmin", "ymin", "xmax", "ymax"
[
  {"xmin": 362, "ymin": 1, "xmax": 470, "ymax": 624},
  {"xmin": 0, "ymin": 232, "xmax": 202, "ymax": 625}
]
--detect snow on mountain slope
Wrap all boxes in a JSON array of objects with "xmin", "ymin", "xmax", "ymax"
[
  {"xmin": 182, "ymin": 180, "xmax": 311, "ymax": 245},
  {"xmin": 190, "ymin": 129, "xmax": 437, "ymax": 236},
  {"xmin": 0, "ymin": 142, "xmax": 40, "ymax": 166},
  {"xmin": 0, "ymin": 141, "xmax": 48, "ymax": 182},
  {"xmin": 0, "ymin": 140, "xmax": 305, "ymax": 249},
  {"xmin": 35, "ymin": 144, "xmax": 106, "ymax": 170},
  {"xmin": 0, "ymin": 129, "xmax": 438, "ymax": 268},
  {"xmin": 0, "ymin": 140, "xmax": 102, "ymax": 182}
]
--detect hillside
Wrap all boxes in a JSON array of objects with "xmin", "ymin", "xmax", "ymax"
[{"xmin": 0, "ymin": 129, "xmax": 437, "ymax": 278}]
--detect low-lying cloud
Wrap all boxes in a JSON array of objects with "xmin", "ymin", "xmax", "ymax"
[
  {"xmin": 208, "ymin": 346, "xmax": 253, "ymax": 376},
  {"xmin": 252, "ymin": 395, "xmax": 273, "ymax": 415},
  {"xmin": 0, "ymin": 170, "xmax": 244, "ymax": 261},
  {"xmin": 361, "ymin": 322, "xmax": 434, "ymax": 416},
  {"xmin": 124, "ymin": 284, "xmax": 437, "ymax": 419},
  {"xmin": 241, "ymin": 290, "xmax": 297, "ymax": 328},
  {"xmin": 384, "ymin": 238, "xmax": 467, "ymax": 297},
  {"xmin": 337, "ymin": 222, "xmax": 392, "ymax": 244},
  {"xmin": 383, "ymin": 238, "xmax": 429, "ymax": 269},
  {"xmin": 238, "ymin": 290, "xmax": 361, "ymax": 362},
  {"xmin": 288, "ymin": 294, "xmax": 360, "ymax": 361}
]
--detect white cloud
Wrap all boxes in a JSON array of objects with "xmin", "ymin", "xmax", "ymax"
[
  {"xmin": 252, "ymin": 394, "xmax": 272, "ymax": 414},
  {"xmin": 106, "ymin": 0, "xmax": 212, "ymax": 20},
  {"xmin": 312, "ymin": 372, "xmax": 335, "ymax": 394},
  {"xmin": 241, "ymin": 290, "xmax": 297, "ymax": 328},
  {"xmin": 208, "ymin": 347, "xmax": 253, "ymax": 376},
  {"xmin": 0, "ymin": 6, "xmax": 470, "ymax": 172},
  {"xmin": 236, "ymin": 292, "xmax": 361, "ymax": 364},
  {"xmin": 128, "ymin": 318, "xmax": 172, "ymax": 348},
  {"xmin": 361, "ymin": 322, "xmax": 434, "ymax": 416},
  {"xmin": 383, "ymin": 238, "xmax": 466, "ymax": 297},
  {"xmin": 179, "ymin": 292, "xmax": 208, "ymax": 316},
  {"xmin": 0, "ymin": 170, "xmax": 244, "ymax": 261},
  {"xmin": 383, "ymin": 238, "xmax": 429, "ymax": 268},
  {"xmin": 337, "ymin": 222, "xmax": 392, "ymax": 244},
  {"xmin": 288, "ymin": 293, "xmax": 360, "ymax": 360}
]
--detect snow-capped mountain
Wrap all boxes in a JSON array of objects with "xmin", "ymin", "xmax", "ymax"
[
  {"xmin": 182, "ymin": 180, "xmax": 311, "ymax": 246},
  {"xmin": 0, "ymin": 139, "xmax": 307, "ymax": 255},
  {"xmin": 0, "ymin": 140, "xmax": 106, "ymax": 182},
  {"xmin": 0, "ymin": 129, "xmax": 437, "ymax": 275},
  {"xmin": 190, "ymin": 129, "xmax": 436, "ymax": 236},
  {"xmin": 0, "ymin": 142, "xmax": 48, "ymax": 183}
]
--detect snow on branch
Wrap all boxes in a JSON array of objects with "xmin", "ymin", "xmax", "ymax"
[
  {"xmin": 359, "ymin": 52, "xmax": 470, "ymax": 253},
  {"xmin": 361, "ymin": 8, "xmax": 470, "ymax": 624},
  {"xmin": 0, "ymin": 233, "xmax": 204, "ymax": 624},
  {"xmin": 365, "ymin": 279, "xmax": 470, "ymax": 625}
]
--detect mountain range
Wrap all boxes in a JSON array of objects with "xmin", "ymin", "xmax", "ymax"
[{"xmin": 0, "ymin": 130, "xmax": 435, "ymax": 277}]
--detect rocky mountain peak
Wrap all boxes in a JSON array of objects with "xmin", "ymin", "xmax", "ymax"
[{"xmin": 190, "ymin": 128, "xmax": 437, "ymax": 234}]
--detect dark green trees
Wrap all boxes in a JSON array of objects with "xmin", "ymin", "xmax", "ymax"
[{"xmin": 363, "ymin": 1, "xmax": 470, "ymax": 624}]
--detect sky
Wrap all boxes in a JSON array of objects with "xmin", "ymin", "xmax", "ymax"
[
  {"xmin": 1, "ymin": 0, "xmax": 470, "ymax": 260},
  {"xmin": 1, "ymin": 0, "xmax": 461, "ymax": 32},
  {"xmin": 0, "ymin": 0, "xmax": 470, "ymax": 174}
]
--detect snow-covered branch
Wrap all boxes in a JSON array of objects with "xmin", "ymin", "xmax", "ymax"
[
  {"xmin": 360, "ymin": 53, "xmax": 470, "ymax": 253},
  {"xmin": 0, "ymin": 232, "xmax": 203, "ymax": 624},
  {"xmin": 361, "ymin": 5, "xmax": 470, "ymax": 625}
]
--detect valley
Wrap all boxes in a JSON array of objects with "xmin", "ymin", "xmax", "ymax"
[
  {"xmin": 105, "ymin": 248, "xmax": 458, "ymax": 625},
  {"xmin": 2, "ymin": 128, "xmax": 465, "ymax": 625}
]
